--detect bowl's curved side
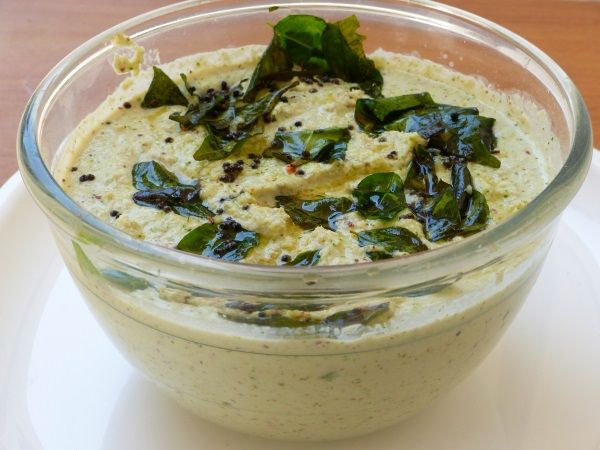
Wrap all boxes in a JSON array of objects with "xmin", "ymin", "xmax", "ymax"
[{"xmin": 14, "ymin": 0, "xmax": 594, "ymax": 441}]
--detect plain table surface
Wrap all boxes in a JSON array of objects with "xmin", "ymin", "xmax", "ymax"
[{"xmin": 1, "ymin": 0, "xmax": 598, "ymax": 185}]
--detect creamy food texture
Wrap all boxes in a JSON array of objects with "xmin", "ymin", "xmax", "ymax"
[
  {"xmin": 54, "ymin": 17, "xmax": 562, "ymax": 439},
  {"xmin": 58, "ymin": 44, "xmax": 553, "ymax": 266},
  {"xmin": 111, "ymin": 33, "xmax": 145, "ymax": 76}
]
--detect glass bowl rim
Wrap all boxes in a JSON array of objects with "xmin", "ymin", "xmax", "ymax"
[{"xmin": 17, "ymin": 0, "xmax": 593, "ymax": 278}]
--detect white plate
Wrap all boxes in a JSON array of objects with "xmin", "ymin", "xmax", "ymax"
[{"xmin": 1, "ymin": 154, "xmax": 600, "ymax": 450}]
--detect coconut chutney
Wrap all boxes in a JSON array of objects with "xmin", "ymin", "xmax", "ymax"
[{"xmin": 57, "ymin": 45, "xmax": 552, "ymax": 266}]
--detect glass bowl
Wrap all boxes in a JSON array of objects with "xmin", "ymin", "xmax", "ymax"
[{"xmin": 17, "ymin": 0, "xmax": 592, "ymax": 442}]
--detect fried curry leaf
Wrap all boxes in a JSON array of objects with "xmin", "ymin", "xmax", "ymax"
[
  {"xmin": 264, "ymin": 127, "xmax": 350, "ymax": 166},
  {"xmin": 424, "ymin": 187, "xmax": 462, "ymax": 241},
  {"xmin": 450, "ymin": 162, "xmax": 490, "ymax": 233},
  {"xmin": 141, "ymin": 66, "xmax": 189, "ymax": 108},
  {"xmin": 352, "ymin": 172, "xmax": 406, "ymax": 220},
  {"xmin": 321, "ymin": 15, "xmax": 383, "ymax": 97},
  {"xmin": 275, "ymin": 15, "xmax": 328, "ymax": 71},
  {"xmin": 205, "ymin": 95, "xmax": 239, "ymax": 130},
  {"xmin": 406, "ymin": 158, "xmax": 490, "ymax": 241},
  {"xmin": 132, "ymin": 188, "xmax": 214, "ymax": 218},
  {"xmin": 387, "ymin": 104, "xmax": 477, "ymax": 137},
  {"xmin": 171, "ymin": 80, "xmax": 250, "ymax": 132},
  {"xmin": 244, "ymin": 14, "xmax": 382, "ymax": 100},
  {"xmin": 357, "ymin": 227, "xmax": 427, "ymax": 259},
  {"xmin": 404, "ymin": 146, "xmax": 442, "ymax": 196},
  {"xmin": 451, "ymin": 162, "xmax": 473, "ymax": 212},
  {"xmin": 286, "ymin": 249, "xmax": 321, "ymax": 267},
  {"xmin": 131, "ymin": 161, "xmax": 214, "ymax": 219},
  {"xmin": 233, "ymin": 81, "xmax": 298, "ymax": 129},
  {"xmin": 355, "ymin": 93, "xmax": 435, "ymax": 133},
  {"xmin": 354, "ymin": 93, "xmax": 497, "ymax": 240},
  {"xmin": 276, "ymin": 196, "xmax": 354, "ymax": 230},
  {"xmin": 244, "ymin": 15, "xmax": 326, "ymax": 100},
  {"xmin": 176, "ymin": 220, "xmax": 259, "ymax": 262},
  {"xmin": 132, "ymin": 160, "xmax": 180, "ymax": 190},
  {"xmin": 221, "ymin": 301, "xmax": 390, "ymax": 328},
  {"xmin": 169, "ymin": 93, "xmax": 226, "ymax": 131},
  {"xmin": 244, "ymin": 39, "xmax": 293, "ymax": 102},
  {"xmin": 354, "ymin": 92, "xmax": 500, "ymax": 167},
  {"xmin": 386, "ymin": 105, "xmax": 500, "ymax": 168},
  {"xmin": 451, "ymin": 114, "xmax": 500, "ymax": 168},
  {"xmin": 404, "ymin": 147, "xmax": 460, "ymax": 239},
  {"xmin": 193, "ymin": 125, "xmax": 262, "ymax": 161},
  {"xmin": 192, "ymin": 82, "xmax": 297, "ymax": 161},
  {"xmin": 462, "ymin": 189, "xmax": 490, "ymax": 233}
]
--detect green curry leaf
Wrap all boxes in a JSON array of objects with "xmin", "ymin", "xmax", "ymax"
[
  {"xmin": 141, "ymin": 66, "xmax": 189, "ymax": 108},
  {"xmin": 357, "ymin": 227, "xmax": 427, "ymax": 259},
  {"xmin": 274, "ymin": 15, "xmax": 328, "ymax": 71},
  {"xmin": 286, "ymin": 249, "xmax": 321, "ymax": 267},
  {"xmin": 264, "ymin": 127, "xmax": 350, "ymax": 166},
  {"xmin": 276, "ymin": 196, "xmax": 354, "ymax": 230},
  {"xmin": 424, "ymin": 187, "xmax": 462, "ymax": 241},
  {"xmin": 450, "ymin": 162, "xmax": 473, "ymax": 212},
  {"xmin": 132, "ymin": 160, "xmax": 180, "ymax": 190},
  {"xmin": 169, "ymin": 93, "xmax": 227, "ymax": 131},
  {"xmin": 321, "ymin": 15, "xmax": 383, "ymax": 97},
  {"xmin": 193, "ymin": 125, "xmax": 262, "ymax": 161},
  {"xmin": 176, "ymin": 219, "xmax": 260, "ymax": 261},
  {"xmin": 452, "ymin": 114, "xmax": 500, "ymax": 168},
  {"xmin": 244, "ymin": 39, "xmax": 293, "ymax": 102},
  {"xmin": 450, "ymin": 162, "xmax": 490, "ymax": 233},
  {"xmin": 131, "ymin": 161, "xmax": 214, "ymax": 219},
  {"xmin": 132, "ymin": 188, "xmax": 215, "ymax": 219},
  {"xmin": 244, "ymin": 14, "xmax": 382, "ymax": 100},
  {"xmin": 176, "ymin": 220, "xmax": 259, "ymax": 261},
  {"xmin": 355, "ymin": 92, "xmax": 500, "ymax": 167},
  {"xmin": 386, "ymin": 105, "xmax": 500, "ymax": 168},
  {"xmin": 405, "ymin": 158, "xmax": 491, "ymax": 241},
  {"xmin": 403, "ymin": 147, "xmax": 464, "ymax": 241},
  {"xmin": 355, "ymin": 92, "xmax": 435, "ymax": 133},
  {"xmin": 462, "ymin": 189, "xmax": 490, "ymax": 233},
  {"xmin": 203, "ymin": 95, "xmax": 238, "ymax": 130},
  {"xmin": 404, "ymin": 146, "xmax": 442, "ymax": 196},
  {"xmin": 352, "ymin": 172, "xmax": 406, "ymax": 220},
  {"xmin": 233, "ymin": 81, "xmax": 298, "ymax": 129},
  {"xmin": 192, "ymin": 81, "xmax": 297, "ymax": 161}
]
